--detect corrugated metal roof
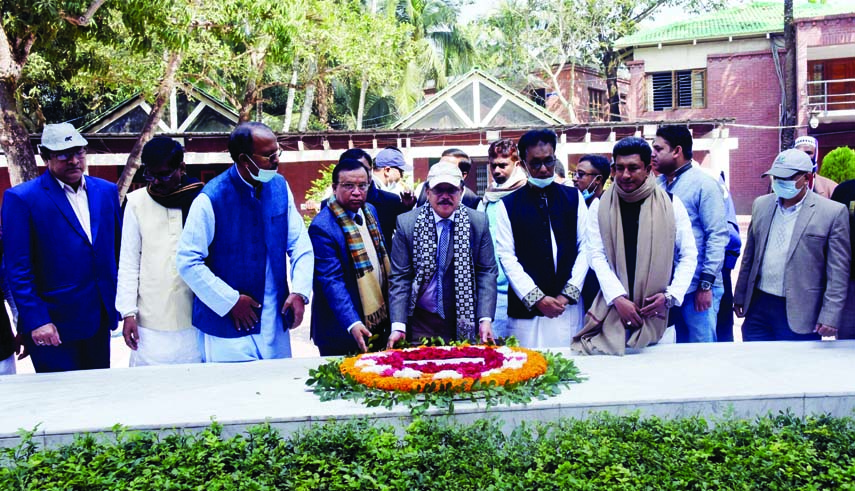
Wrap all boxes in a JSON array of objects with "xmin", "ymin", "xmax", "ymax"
[{"xmin": 617, "ymin": 1, "xmax": 855, "ymax": 48}]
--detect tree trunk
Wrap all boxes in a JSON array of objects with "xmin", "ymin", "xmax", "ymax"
[
  {"xmin": 115, "ymin": 51, "xmax": 182, "ymax": 202},
  {"xmin": 298, "ymin": 59, "xmax": 318, "ymax": 132},
  {"xmin": 0, "ymin": 79, "xmax": 38, "ymax": 185},
  {"xmin": 781, "ymin": 0, "xmax": 796, "ymax": 150},
  {"xmin": 283, "ymin": 64, "xmax": 298, "ymax": 132},
  {"xmin": 603, "ymin": 47, "xmax": 622, "ymax": 122},
  {"xmin": 549, "ymin": 66, "xmax": 576, "ymax": 124},
  {"xmin": 316, "ymin": 78, "xmax": 330, "ymax": 129},
  {"xmin": 356, "ymin": 77, "xmax": 368, "ymax": 130}
]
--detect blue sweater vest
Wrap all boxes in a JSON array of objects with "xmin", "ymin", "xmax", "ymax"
[
  {"xmin": 192, "ymin": 165, "xmax": 290, "ymax": 338},
  {"xmin": 501, "ymin": 183, "xmax": 578, "ymax": 319}
]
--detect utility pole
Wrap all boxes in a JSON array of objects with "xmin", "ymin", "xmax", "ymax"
[{"xmin": 781, "ymin": 0, "xmax": 796, "ymax": 150}]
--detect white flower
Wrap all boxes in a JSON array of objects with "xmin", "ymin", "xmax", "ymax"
[
  {"xmin": 393, "ymin": 368, "xmax": 423, "ymax": 378},
  {"xmin": 481, "ymin": 369, "xmax": 501, "ymax": 377},
  {"xmin": 354, "ymin": 358, "xmax": 378, "ymax": 367},
  {"xmin": 432, "ymin": 370, "xmax": 463, "ymax": 380},
  {"xmin": 361, "ymin": 364, "xmax": 392, "ymax": 374},
  {"xmin": 503, "ymin": 359, "xmax": 525, "ymax": 370},
  {"xmin": 496, "ymin": 347, "xmax": 514, "ymax": 356}
]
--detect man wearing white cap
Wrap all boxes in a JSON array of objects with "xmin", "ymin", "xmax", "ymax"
[
  {"xmin": 795, "ymin": 135, "xmax": 837, "ymax": 199},
  {"xmin": 387, "ymin": 161, "xmax": 497, "ymax": 346},
  {"xmin": 734, "ymin": 149, "xmax": 850, "ymax": 341},
  {"xmin": 2, "ymin": 123, "xmax": 122, "ymax": 372}
]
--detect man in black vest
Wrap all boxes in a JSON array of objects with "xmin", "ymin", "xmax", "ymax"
[{"xmin": 494, "ymin": 129, "xmax": 589, "ymax": 348}]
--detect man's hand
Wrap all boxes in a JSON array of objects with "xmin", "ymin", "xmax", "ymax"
[
  {"xmin": 694, "ymin": 289, "xmax": 712, "ymax": 312},
  {"xmin": 536, "ymin": 296, "xmax": 565, "ymax": 318},
  {"xmin": 14, "ymin": 333, "xmax": 28, "ymax": 360},
  {"xmin": 281, "ymin": 293, "xmax": 306, "ymax": 329},
  {"xmin": 123, "ymin": 316, "xmax": 140, "ymax": 351},
  {"xmin": 639, "ymin": 293, "xmax": 666, "ymax": 319},
  {"xmin": 351, "ymin": 323, "xmax": 372, "ymax": 353},
  {"xmin": 31, "ymin": 323, "xmax": 61, "ymax": 347},
  {"xmin": 230, "ymin": 294, "xmax": 261, "ymax": 331},
  {"xmin": 733, "ymin": 304, "xmax": 745, "ymax": 318},
  {"xmin": 614, "ymin": 296, "xmax": 643, "ymax": 328},
  {"xmin": 387, "ymin": 330, "xmax": 406, "ymax": 349},
  {"xmin": 815, "ymin": 324, "xmax": 838, "ymax": 337},
  {"xmin": 479, "ymin": 320, "xmax": 494, "ymax": 344}
]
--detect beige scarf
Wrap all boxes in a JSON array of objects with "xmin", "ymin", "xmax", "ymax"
[
  {"xmin": 572, "ymin": 175, "xmax": 675, "ymax": 355},
  {"xmin": 482, "ymin": 167, "xmax": 527, "ymax": 204}
]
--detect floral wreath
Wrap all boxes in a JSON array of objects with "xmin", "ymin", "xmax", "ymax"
[{"xmin": 307, "ymin": 339, "xmax": 583, "ymax": 415}]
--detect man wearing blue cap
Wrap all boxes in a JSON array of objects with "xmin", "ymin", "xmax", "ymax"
[{"xmin": 734, "ymin": 149, "xmax": 850, "ymax": 341}]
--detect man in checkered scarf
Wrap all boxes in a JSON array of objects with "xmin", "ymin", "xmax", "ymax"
[{"xmin": 387, "ymin": 162, "xmax": 498, "ymax": 346}]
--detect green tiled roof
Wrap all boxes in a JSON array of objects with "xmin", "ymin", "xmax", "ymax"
[{"xmin": 617, "ymin": 1, "xmax": 855, "ymax": 48}]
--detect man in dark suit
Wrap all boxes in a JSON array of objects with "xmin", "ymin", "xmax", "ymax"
[
  {"xmin": 416, "ymin": 149, "xmax": 480, "ymax": 209},
  {"xmin": 2, "ymin": 123, "xmax": 121, "ymax": 372},
  {"xmin": 309, "ymin": 158, "xmax": 391, "ymax": 355},
  {"xmin": 387, "ymin": 161, "xmax": 497, "ymax": 346},
  {"xmin": 734, "ymin": 149, "xmax": 850, "ymax": 341},
  {"xmin": 339, "ymin": 148, "xmax": 413, "ymax": 249}
]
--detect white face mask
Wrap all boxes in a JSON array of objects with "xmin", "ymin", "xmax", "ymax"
[{"xmin": 246, "ymin": 155, "xmax": 278, "ymax": 183}]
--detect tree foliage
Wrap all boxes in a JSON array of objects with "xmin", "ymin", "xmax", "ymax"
[{"xmin": 819, "ymin": 146, "xmax": 855, "ymax": 184}]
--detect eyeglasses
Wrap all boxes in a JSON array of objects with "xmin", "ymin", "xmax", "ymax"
[
  {"xmin": 524, "ymin": 157, "xmax": 558, "ymax": 171},
  {"xmin": 574, "ymin": 171, "xmax": 599, "ymax": 179},
  {"xmin": 54, "ymin": 148, "xmax": 87, "ymax": 161},
  {"xmin": 251, "ymin": 150, "xmax": 282, "ymax": 163},
  {"xmin": 142, "ymin": 167, "xmax": 180, "ymax": 183},
  {"xmin": 338, "ymin": 182, "xmax": 370, "ymax": 192}
]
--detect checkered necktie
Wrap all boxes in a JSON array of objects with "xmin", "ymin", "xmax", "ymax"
[{"xmin": 435, "ymin": 219, "xmax": 451, "ymax": 319}]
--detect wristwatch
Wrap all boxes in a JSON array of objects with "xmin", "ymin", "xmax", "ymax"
[
  {"xmin": 699, "ymin": 280, "xmax": 713, "ymax": 291},
  {"xmin": 663, "ymin": 293, "xmax": 675, "ymax": 309}
]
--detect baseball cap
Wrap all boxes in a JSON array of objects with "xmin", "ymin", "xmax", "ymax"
[
  {"xmin": 41, "ymin": 123, "xmax": 88, "ymax": 151},
  {"xmin": 761, "ymin": 149, "xmax": 814, "ymax": 178},
  {"xmin": 374, "ymin": 148, "xmax": 408, "ymax": 170},
  {"xmin": 427, "ymin": 161, "xmax": 464, "ymax": 189}
]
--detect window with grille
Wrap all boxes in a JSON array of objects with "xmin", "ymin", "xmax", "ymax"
[
  {"xmin": 648, "ymin": 70, "xmax": 705, "ymax": 111},
  {"xmin": 588, "ymin": 88, "xmax": 605, "ymax": 121}
]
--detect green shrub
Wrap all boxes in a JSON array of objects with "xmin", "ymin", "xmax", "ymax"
[
  {"xmin": 819, "ymin": 146, "xmax": 855, "ymax": 184},
  {"xmin": 2, "ymin": 414, "xmax": 854, "ymax": 490}
]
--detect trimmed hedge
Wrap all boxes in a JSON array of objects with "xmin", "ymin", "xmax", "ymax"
[{"xmin": 2, "ymin": 413, "xmax": 855, "ymax": 490}]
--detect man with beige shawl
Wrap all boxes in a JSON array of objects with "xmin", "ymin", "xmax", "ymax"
[{"xmin": 573, "ymin": 137, "xmax": 697, "ymax": 355}]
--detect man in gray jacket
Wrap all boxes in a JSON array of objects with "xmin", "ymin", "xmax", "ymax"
[{"xmin": 734, "ymin": 149, "xmax": 850, "ymax": 341}]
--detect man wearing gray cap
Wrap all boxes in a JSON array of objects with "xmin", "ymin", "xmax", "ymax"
[
  {"xmin": 387, "ymin": 161, "xmax": 497, "ymax": 346},
  {"xmin": 2, "ymin": 123, "xmax": 122, "ymax": 371},
  {"xmin": 734, "ymin": 149, "xmax": 850, "ymax": 341}
]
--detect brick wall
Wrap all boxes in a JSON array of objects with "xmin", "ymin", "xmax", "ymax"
[
  {"xmin": 796, "ymin": 14, "xmax": 855, "ymax": 128},
  {"xmin": 626, "ymin": 51, "xmax": 784, "ymax": 213},
  {"xmin": 547, "ymin": 65, "xmax": 629, "ymax": 124}
]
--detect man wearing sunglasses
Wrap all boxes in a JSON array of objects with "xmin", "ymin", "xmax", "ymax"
[
  {"xmin": 116, "ymin": 138, "xmax": 204, "ymax": 366},
  {"xmin": 178, "ymin": 122, "xmax": 314, "ymax": 362},
  {"xmin": 494, "ymin": 129, "xmax": 589, "ymax": 348},
  {"xmin": 2, "ymin": 123, "xmax": 122, "ymax": 372}
]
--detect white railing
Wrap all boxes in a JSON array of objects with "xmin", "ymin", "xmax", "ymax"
[{"xmin": 807, "ymin": 78, "xmax": 855, "ymax": 112}]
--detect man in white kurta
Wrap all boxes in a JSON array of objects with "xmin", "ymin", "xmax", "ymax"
[
  {"xmin": 494, "ymin": 129, "xmax": 589, "ymax": 348},
  {"xmin": 116, "ymin": 138, "xmax": 204, "ymax": 366}
]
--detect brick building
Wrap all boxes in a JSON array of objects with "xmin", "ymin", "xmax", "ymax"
[{"xmin": 617, "ymin": 1, "xmax": 855, "ymax": 212}]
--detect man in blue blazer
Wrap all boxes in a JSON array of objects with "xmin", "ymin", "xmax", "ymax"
[
  {"xmin": 2, "ymin": 123, "xmax": 121, "ymax": 372},
  {"xmin": 309, "ymin": 158, "xmax": 391, "ymax": 355}
]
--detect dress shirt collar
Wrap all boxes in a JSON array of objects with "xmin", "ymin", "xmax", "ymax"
[
  {"xmin": 54, "ymin": 174, "xmax": 87, "ymax": 193},
  {"xmin": 776, "ymin": 189, "xmax": 809, "ymax": 215},
  {"xmin": 431, "ymin": 208, "xmax": 458, "ymax": 225}
]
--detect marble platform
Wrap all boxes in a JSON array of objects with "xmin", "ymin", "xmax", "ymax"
[{"xmin": 1, "ymin": 340, "xmax": 853, "ymax": 448}]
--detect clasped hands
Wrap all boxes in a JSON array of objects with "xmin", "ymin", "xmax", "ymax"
[
  {"xmin": 229, "ymin": 293, "xmax": 305, "ymax": 332},
  {"xmin": 614, "ymin": 293, "xmax": 667, "ymax": 328}
]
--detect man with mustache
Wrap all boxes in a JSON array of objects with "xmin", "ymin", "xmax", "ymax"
[
  {"xmin": 494, "ymin": 128, "xmax": 590, "ymax": 348},
  {"xmin": 387, "ymin": 161, "xmax": 498, "ymax": 346},
  {"xmin": 116, "ymin": 138, "xmax": 204, "ymax": 366},
  {"xmin": 2, "ymin": 123, "xmax": 122, "ymax": 372}
]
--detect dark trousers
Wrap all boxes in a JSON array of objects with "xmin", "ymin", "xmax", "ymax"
[
  {"xmin": 24, "ymin": 308, "xmax": 112, "ymax": 373},
  {"xmin": 838, "ymin": 280, "xmax": 855, "ymax": 340},
  {"xmin": 741, "ymin": 290, "xmax": 821, "ymax": 342},
  {"xmin": 408, "ymin": 307, "xmax": 455, "ymax": 344},
  {"xmin": 716, "ymin": 269, "xmax": 735, "ymax": 342}
]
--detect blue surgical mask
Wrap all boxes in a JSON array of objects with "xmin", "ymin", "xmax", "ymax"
[
  {"xmin": 582, "ymin": 189, "xmax": 595, "ymax": 201},
  {"xmin": 771, "ymin": 177, "xmax": 802, "ymax": 200},
  {"xmin": 247, "ymin": 156, "xmax": 278, "ymax": 183},
  {"xmin": 528, "ymin": 175, "xmax": 554, "ymax": 188}
]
